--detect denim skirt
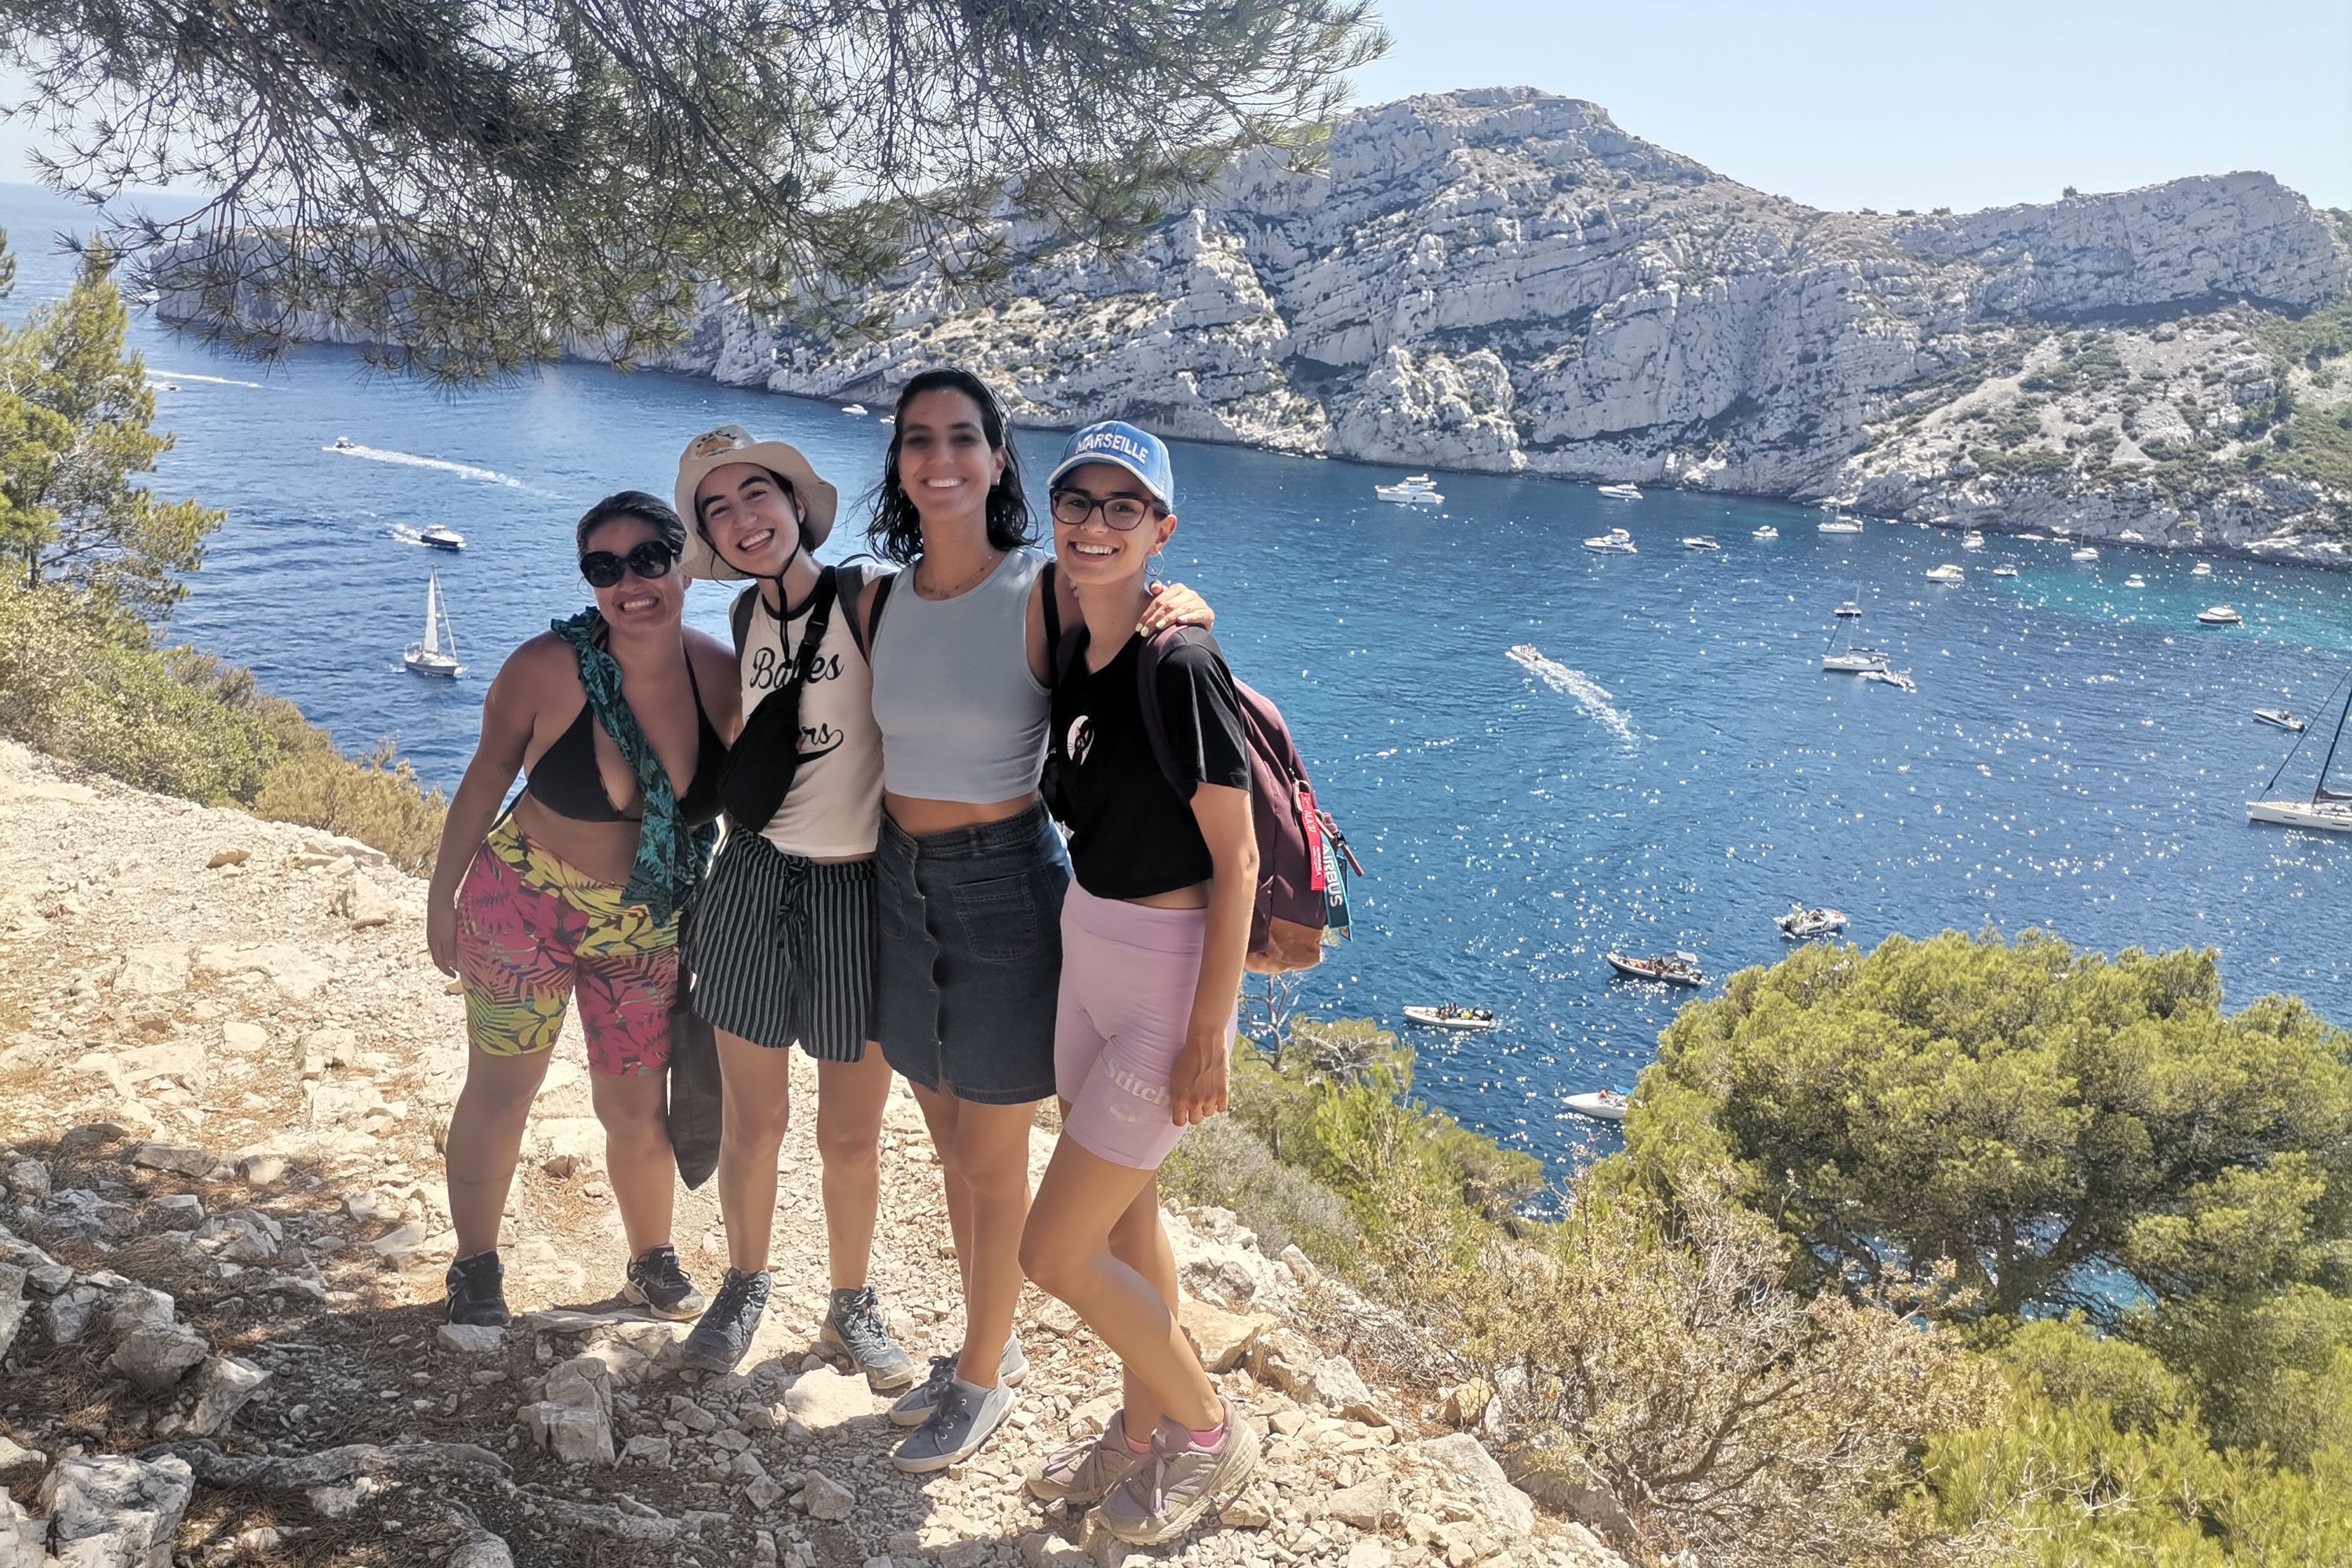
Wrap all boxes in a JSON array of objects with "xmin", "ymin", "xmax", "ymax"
[{"xmin": 873, "ymin": 803, "xmax": 1069, "ymax": 1105}]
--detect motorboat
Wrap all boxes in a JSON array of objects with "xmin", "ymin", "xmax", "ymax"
[
  {"xmin": 841, "ymin": 402, "xmax": 868, "ymax": 416},
  {"xmin": 2249, "ymin": 677, "xmax": 2352, "ymax": 833},
  {"xmin": 330, "ymin": 435, "xmax": 356, "ymax": 451},
  {"xmin": 419, "ymin": 524, "xmax": 466, "ymax": 551},
  {"xmin": 1584, "ymin": 528, "xmax": 1638, "ymax": 554},
  {"xmin": 1403, "ymin": 1005, "xmax": 1498, "ymax": 1032},
  {"xmin": 1376, "ymin": 478, "xmax": 1445, "ymax": 505},
  {"xmin": 1598, "ymin": 483, "xmax": 1643, "ymax": 500},
  {"xmin": 1682, "ymin": 535, "xmax": 1722, "ymax": 551},
  {"xmin": 1924, "ymin": 564, "xmax": 1965, "ymax": 583},
  {"xmin": 2198, "ymin": 605, "xmax": 2243, "ymax": 626},
  {"xmin": 1866, "ymin": 668, "xmax": 1917, "ymax": 691},
  {"xmin": 1775, "ymin": 903, "xmax": 1849, "ymax": 939},
  {"xmin": 2254, "ymin": 709, "xmax": 2307, "ymax": 732},
  {"xmin": 1822, "ymin": 648, "xmax": 1889, "ymax": 673},
  {"xmin": 2192, "ymin": 561, "xmax": 2214, "ymax": 577},
  {"xmin": 1818, "ymin": 517, "xmax": 1864, "ymax": 534},
  {"xmin": 2119, "ymin": 529, "xmax": 2145, "ymax": 543},
  {"xmin": 2071, "ymin": 547, "xmax": 2100, "ymax": 562},
  {"xmin": 1991, "ymin": 565, "xmax": 2020, "ymax": 578},
  {"xmin": 2124, "ymin": 574, "xmax": 2146, "ymax": 589},
  {"xmin": 1564, "ymin": 1090, "xmax": 1628, "ymax": 1123},
  {"xmin": 2016, "ymin": 532, "xmax": 2048, "ymax": 541},
  {"xmin": 1962, "ymin": 532, "xmax": 1986, "ymax": 550},
  {"xmin": 1834, "ymin": 601, "xmax": 1864, "ymax": 618},
  {"xmin": 1752, "ymin": 526, "xmax": 1779, "ymax": 539},
  {"xmin": 403, "ymin": 571, "xmax": 462, "ymax": 679},
  {"xmin": 1606, "ymin": 951, "xmax": 1704, "ymax": 987}
]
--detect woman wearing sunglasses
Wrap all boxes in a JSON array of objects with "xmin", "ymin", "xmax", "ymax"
[
  {"xmin": 425, "ymin": 492, "xmax": 737, "ymax": 1328},
  {"xmin": 862, "ymin": 370, "xmax": 1209, "ymax": 1473}
]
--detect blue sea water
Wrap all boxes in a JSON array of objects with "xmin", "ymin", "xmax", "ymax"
[{"xmin": 6, "ymin": 185, "xmax": 2348, "ymax": 1178}]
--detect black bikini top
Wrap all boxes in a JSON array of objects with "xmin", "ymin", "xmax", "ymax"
[{"xmin": 527, "ymin": 655, "xmax": 726, "ymax": 828}]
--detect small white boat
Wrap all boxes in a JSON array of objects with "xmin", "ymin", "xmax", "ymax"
[
  {"xmin": 1866, "ymin": 668, "xmax": 1917, "ymax": 691},
  {"xmin": 1597, "ymin": 483, "xmax": 1643, "ymax": 500},
  {"xmin": 419, "ymin": 524, "xmax": 466, "ymax": 551},
  {"xmin": 1564, "ymin": 1090, "xmax": 1628, "ymax": 1123},
  {"xmin": 2198, "ymin": 605, "xmax": 2243, "ymax": 626},
  {"xmin": 1776, "ymin": 904, "xmax": 1849, "ymax": 940},
  {"xmin": 1606, "ymin": 951, "xmax": 1704, "ymax": 987},
  {"xmin": 1403, "ymin": 1005, "xmax": 1498, "ymax": 1032},
  {"xmin": 330, "ymin": 435, "xmax": 356, "ymax": 451},
  {"xmin": 2254, "ymin": 709, "xmax": 2307, "ymax": 732},
  {"xmin": 1991, "ymin": 564, "xmax": 2020, "ymax": 578},
  {"xmin": 841, "ymin": 403, "xmax": 868, "ymax": 416},
  {"xmin": 1584, "ymin": 528, "xmax": 1638, "ymax": 554},
  {"xmin": 1924, "ymin": 564, "xmax": 1965, "ymax": 584},
  {"xmin": 1752, "ymin": 525, "xmax": 1779, "ymax": 540},
  {"xmin": 2124, "ymin": 574, "xmax": 2146, "ymax": 589},
  {"xmin": 2192, "ymin": 561, "xmax": 2214, "ymax": 577},
  {"xmin": 880, "ymin": 416, "xmax": 895, "ymax": 426},
  {"xmin": 1376, "ymin": 481, "xmax": 1444, "ymax": 505},
  {"xmin": 2016, "ymin": 532, "xmax": 2048, "ymax": 542},
  {"xmin": 1818, "ymin": 518, "xmax": 1864, "ymax": 534},
  {"xmin": 1682, "ymin": 535, "xmax": 1722, "ymax": 551},
  {"xmin": 1834, "ymin": 601, "xmax": 1864, "ymax": 618},
  {"xmin": 2119, "ymin": 529, "xmax": 2145, "ymax": 543},
  {"xmin": 2247, "ymin": 799, "xmax": 2352, "ymax": 832},
  {"xmin": 404, "ymin": 571, "xmax": 463, "ymax": 679},
  {"xmin": 1962, "ymin": 532, "xmax": 1986, "ymax": 550},
  {"xmin": 156, "ymin": 382, "xmax": 181, "ymax": 393},
  {"xmin": 1822, "ymin": 648, "xmax": 1889, "ymax": 673},
  {"xmin": 2071, "ymin": 547, "xmax": 2100, "ymax": 562}
]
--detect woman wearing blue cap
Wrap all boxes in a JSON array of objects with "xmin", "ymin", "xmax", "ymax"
[
  {"xmin": 859, "ymin": 370, "xmax": 1210, "ymax": 1472},
  {"xmin": 1017, "ymin": 420, "xmax": 1261, "ymax": 1543}
]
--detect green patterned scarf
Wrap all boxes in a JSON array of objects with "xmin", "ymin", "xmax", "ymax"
[{"xmin": 552, "ymin": 608, "xmax": 717, "ymax": 924}]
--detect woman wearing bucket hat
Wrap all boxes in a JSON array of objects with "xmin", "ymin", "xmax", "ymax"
[
  {"xmin": 426, "ymin": 490, "xmax": 737, "ymax": 1330},
  {"xmin": 668, "ymin": 423, "xmax": 918, "ymax": 1388},
  {"xmin": 858, "ymin": 369, "xmax": 1210, "ymax": 1474}
]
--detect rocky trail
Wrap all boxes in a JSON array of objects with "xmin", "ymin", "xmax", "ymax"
[{"xmin": 0, "ymin": 741, "xmax": 1621, "ymax": 1568}]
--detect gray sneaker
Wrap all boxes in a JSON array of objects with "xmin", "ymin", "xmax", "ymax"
[
  {"xmin": 887, "ymin": 1338, "xmax": 1029, "ymax": 1427},
  {"xmin": 891, "ymin": 1375, "xmax": 1015, "ymax": 1474},
  {"xmin": 820, "ymin": 1285, "xmax": 920, "ymax": 1391},
  {"xmin": 1025, "ymin": 1409, "xmax": 1145, "ymax": 1506},
  {"xmin": 1098, "ymin": 1401, "xmax": 1261, "ymax": 1546}
]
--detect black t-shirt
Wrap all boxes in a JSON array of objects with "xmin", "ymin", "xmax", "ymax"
[{"xmin": 1047, "ymin": 629, "xmax": 1254, "ymax": 901}]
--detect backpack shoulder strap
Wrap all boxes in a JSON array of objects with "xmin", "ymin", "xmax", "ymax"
[
  {"xmin": 1131, "ymin": 626, "xmax": 1202, "ymax": 799},
  {"xmin": 863, "ymin": 568, "xmax": 897, "ymax": 653},
  {"xmin": 1040, "ymin": 558, "xmax": 1062, "ymax": 671},
  {"xmin": 837, "ymin": 564, "xmax": 872, "ymax": 661},
  {"xmin": 729, "ymin": 585, "xmax": 760, "ymax": 661}
]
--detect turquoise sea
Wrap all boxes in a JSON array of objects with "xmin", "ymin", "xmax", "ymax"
[{"xmin": 8, "ymin": 184, "xmax": 2347, "ymax": 1178}]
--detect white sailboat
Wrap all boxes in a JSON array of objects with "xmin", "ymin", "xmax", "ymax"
[
  {"xmin": 404, "ymin": 571, "xmax": 463, "ymax": 678},
  {"xmin": 2249, "ymin": 677, "xmax": 2352, "ymax": 833}
]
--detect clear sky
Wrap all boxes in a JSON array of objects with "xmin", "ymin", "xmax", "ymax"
[{"xmin": 0, "ymin": 2, "xmax": 2344, "ymax": 215}]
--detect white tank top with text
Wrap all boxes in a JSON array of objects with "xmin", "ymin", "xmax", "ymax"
[{"xmin": 739, "ymin": 579, "xmax": 884, "ymax": 858}]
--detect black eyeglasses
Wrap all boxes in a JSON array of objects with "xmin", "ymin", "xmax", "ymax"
[
  {"xmin": 580, "ymin": 539, "xmax": 677, "ymax": 588},
  {"xmin": 1049, "ymin": 488, "xmax": 1156, "ymax": 531}
]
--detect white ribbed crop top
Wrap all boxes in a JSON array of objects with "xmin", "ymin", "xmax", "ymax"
[{"xmin": 869, "ymin": 547, "xmax": 1052, "ymax": 803}]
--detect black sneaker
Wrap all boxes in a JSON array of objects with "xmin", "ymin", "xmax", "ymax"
[
  {"xmin": 821, "ymin": 1285, "xmax": 920, "ymax": 1391},
  {"xmin": 621, "ymin": 1243, "xmax": 706, "ymax": 1320},
  {"xmin": 445, "ymin": 1250, "xmax": 510, "ymax": 1327},
  {"xmin": 680, "ymin": 1268, "xmax": 771, "ymax": 1373}
]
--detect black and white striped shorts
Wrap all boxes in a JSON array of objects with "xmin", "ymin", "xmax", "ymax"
[{"xmin": 685, "ymin": 832, "xmax": 876, "ymax": 1062}]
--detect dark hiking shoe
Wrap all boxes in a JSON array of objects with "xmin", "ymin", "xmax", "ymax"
[
  {"xmin": 891, "ymin": 1375, "xmax": 1014, "ymax": 1474},
  {"xmin": 820, "ymin": 1285, "xmax": 919, "ymax": 1391},
  {"xmin": 621, "ymin": 1243, "xmax": 706, "ymax": 1320},
  {"xmin": 888, "ymin": 1338, "xmax": 1029, "ymax": 1427},
  {"xmin": 445, "ymin": 1250, "xmax": 510, "ymax": 1327},
  {"xmin": 680, "ymin": 1268, "xmax": 771, "ymax": 1373}
]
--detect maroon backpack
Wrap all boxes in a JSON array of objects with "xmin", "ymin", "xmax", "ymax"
[{"xmin": 1124, "ymin": 627, "xmax": 1363, "ymax": 972}]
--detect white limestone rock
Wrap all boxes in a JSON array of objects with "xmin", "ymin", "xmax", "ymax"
[
  {"xmin": 187, "ymin": 1355, "xmax": 271, "ymax": 1436},
  {"xmin": 40, "ymin": 1452, "xmax": 196, "ymax": 1568},
  {"xmin": 109, "ymin": 1323, "xmax": 209, "ymax": 1391}
]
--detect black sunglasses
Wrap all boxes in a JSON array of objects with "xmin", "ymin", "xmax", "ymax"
[
  {"xmin": 580, "ymin": 539, "xmax": 677, "ymax": 588},
  {"xmin": 1048, "ymin": 487, "xmax": 1156, "ymax": 531}
]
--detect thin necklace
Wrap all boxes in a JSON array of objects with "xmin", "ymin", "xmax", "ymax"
[{"xmin": 914, "ymin": 546, "xmax": 1004, "ymax": 601}]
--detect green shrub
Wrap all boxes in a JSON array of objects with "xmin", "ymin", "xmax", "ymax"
[{"xmin": 252, "ymin": 741, "xmax": 447, "ymax": 873}]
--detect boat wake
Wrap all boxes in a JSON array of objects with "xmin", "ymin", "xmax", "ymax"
[
  {"xmin": 1507, "ymin": 644, "xmax": 1637, "ymax": 749},
  {"xmin": 387, "ymin": 524, "xmax": 434, "ymax": 549},
  {"xmin": 328, "ymin": 441, "xmax": 536, "ymax": 491},
  {"xmin": 149, "ymin": 369, "xmax": 264, "ymax": 389}
]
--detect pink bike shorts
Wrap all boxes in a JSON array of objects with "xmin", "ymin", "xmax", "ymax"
[{"xmin": 1054, "ymin": 885, "xmax": 1233, "ymax": 1171}]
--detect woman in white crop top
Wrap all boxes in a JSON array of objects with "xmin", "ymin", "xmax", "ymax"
[
  {"xmin": 663, "ymin": 425, "xmax": 919, "ymax": 1390},
  {"xmin": 858, "ymin": 370, "xmax": 1207, "ymax": 1474}
]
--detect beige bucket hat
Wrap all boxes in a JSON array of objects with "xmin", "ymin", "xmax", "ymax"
[{"xmin": 673, "ymin": 423, "xmax": 840, "ymax": 583}]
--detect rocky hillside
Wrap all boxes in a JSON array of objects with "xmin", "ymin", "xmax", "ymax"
[
  {"xmin": 0, "ymin": 739, "xmax": 1621, "ymax": 1568},
  {"xmin": 161, "ymin": 87, "xmax": 2352, "ymax": 557}
]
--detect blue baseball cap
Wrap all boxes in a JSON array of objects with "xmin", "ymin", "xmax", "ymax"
[{"xmin": 1047, "ymin": 421, "xmax": 1175, "ymax": 510}]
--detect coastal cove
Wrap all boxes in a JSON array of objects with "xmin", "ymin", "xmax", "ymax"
[{"xmin": 8, "ymin": 182, "xmax": 2348, "ymax": 1184}]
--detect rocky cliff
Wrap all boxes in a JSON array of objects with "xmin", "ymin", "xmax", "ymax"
[
  {"xmin": 0, "ymin": 741, "xmax": 1621, "ymax": 1568},
  {"xmin": 167, "ymin": 87, "xmax": 2352, "ymax": 557}
]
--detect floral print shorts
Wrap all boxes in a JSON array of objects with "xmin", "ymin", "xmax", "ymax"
[{"xmin": 455, "ymin": 821, "xmax": 678, "ymax": 1076}]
